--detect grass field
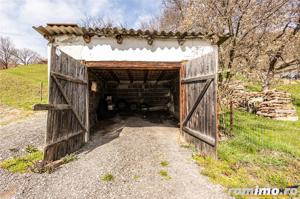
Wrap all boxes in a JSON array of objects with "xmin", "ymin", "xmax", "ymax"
[
  {"xmin": 0, "ymin": 64, "xmax": 48, "ymax": 110},
  {"xmin": 193, "ymin": 81, "xmax": 300, "ymax": 189}
]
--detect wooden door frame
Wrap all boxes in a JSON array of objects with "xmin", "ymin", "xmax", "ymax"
[{"xmin": 84, "ymin": 61, "xmax": 182, "ymax": 70}]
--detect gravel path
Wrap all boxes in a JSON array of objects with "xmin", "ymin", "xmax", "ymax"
[
  {"xmin": 0, "ymin": 112, "xmax": 46, "ymax": 161},
  {"xmin": 0, "ymin": 114, "xmax": 226, "ymax": 199}
]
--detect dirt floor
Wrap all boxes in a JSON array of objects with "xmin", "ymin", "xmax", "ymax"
[{"xmin": 0, "ymin": 113, "xmax": 226, "ymax": 199}]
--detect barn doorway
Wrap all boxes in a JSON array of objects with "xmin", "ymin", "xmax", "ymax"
[
  {"xmin": 87, "ymin": 66, "xmax": 181, "ymax": 133},
  {"xmin": 36, "ymin": 47, "xmax": 218, "ymax": 161}
]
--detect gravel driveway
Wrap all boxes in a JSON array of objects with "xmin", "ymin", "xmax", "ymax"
[
  {"xmin": 0, "ymin": 112, "xmax": 46, "ymax": 161},
  {"xmin": 0, "ymin": 114, "xmax": 225, "ymax": 199}
]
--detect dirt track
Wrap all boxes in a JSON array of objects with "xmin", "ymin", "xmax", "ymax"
[{"xmin": 0, "ymin": 114, "xmax": 225, "ymax": 199}]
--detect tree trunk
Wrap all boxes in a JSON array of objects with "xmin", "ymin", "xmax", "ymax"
[{"xmin": 262, "ymin": 70, "xmax": 273, "ymax": 91}]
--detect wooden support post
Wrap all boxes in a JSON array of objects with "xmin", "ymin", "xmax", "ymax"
[
  {"xmin": 144, "ymin": 70, "xmax": 148, "ymax": 83},
  {"xmin": 229, "ymin": 100, "xmax": 234, "ymax": 135},
  {"xmin": 85, "ymin": 67, "xmax": 90, "ymax": 142},
  {"xmin": 40, "ymin": 82, "xmax": 43, "ymax": 101},
  {"xmin": 127, "ymin": 69, "xmax": 133, "ymax": 83}
]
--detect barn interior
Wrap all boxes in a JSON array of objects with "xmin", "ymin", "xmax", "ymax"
[{"xmin": 88, "ymin": 68, "xmax": 180, "ymax": 131}]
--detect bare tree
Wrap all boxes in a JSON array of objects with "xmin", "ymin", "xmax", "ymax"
[
  {"xmin": 80, "ymin": 15, "xmax": 115, "ymax": 28},
  {"xmin": 153, "ymin": 0, "xmax": 299, "ymax": 91},
  {"xmin": 259, "ymin": 1, "xmax": 300, "ymax": 90},
  {"xmin": 0, "ymin": 36, "xmax": 15, "ymax": 69},
  {"xmin": 138, "ymin": 16, "xmax": 161, "ymax": 31},
  {"xmin": 13, "ymin": 48, "xmax": 41, "ymax": 65}
]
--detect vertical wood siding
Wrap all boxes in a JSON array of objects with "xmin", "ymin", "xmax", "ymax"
[
  {"xmin": 45, "ymin": 47, "xmax": 88, "ymax": 161},
  {"xmin": 181, "ymin": 51, "xmax": 217, "ymax": 157}
]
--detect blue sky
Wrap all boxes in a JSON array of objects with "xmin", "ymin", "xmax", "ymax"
[{"xmin": 0, "ymin": 0, "xmax": 162, "ymax": 57}]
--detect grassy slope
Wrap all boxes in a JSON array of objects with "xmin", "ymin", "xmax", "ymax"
[
  {"xmin": 0, "ymin": 64, "xmax": 48, "ymax": 110},
  {"xmin": 193, "ymin": 81, "xmax": 300, "ymax": 188}
]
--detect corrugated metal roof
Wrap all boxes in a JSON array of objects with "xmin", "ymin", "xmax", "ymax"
[{"xmin": 33, "ymin": 23, "xmax": 213, "ymax": 42}]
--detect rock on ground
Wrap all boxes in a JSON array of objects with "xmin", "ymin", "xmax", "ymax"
[{"xmin": 0, "ymin": 114, "xmax": 226, "ymax": 199}]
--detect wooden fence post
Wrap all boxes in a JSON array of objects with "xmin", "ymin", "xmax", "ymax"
[
  {"xmin": 229, "ymin": 100, "xmax": 234, "ymax": 134},
  {"xmin": 40, "ymin": 82, "xmax": 43, "ymax": 101}
]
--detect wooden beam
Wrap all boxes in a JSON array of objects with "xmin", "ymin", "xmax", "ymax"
[
  {"xmin": 108, "ymin": 70, "xmax": 120, "ymax": 83},
  {"xmin": 85, "ymin": 61, "xmax": 181, "ymax": 70},
  {"xmin": 33, "ymin": 104, "xmax": 71, "ymax": 111},
  {"xmin": 182, "ymin": 79, "xmax": 213, "ymax": 126},
  {"xmin": 144, "ymin": 70, "xmax": 148, "ymax": 83},
  {"xmin": 44, "ymin": 131, "xmax": 85, "ymax": 150},
  {"xmin": 181, "ymin": 74, "xmax": 215, "ymax": 84},
  {"xmin": 51, "ymin": 71, "xmax": 88, "ymax": 84},
  {"xmin": 182, "ymin": 127, "xmax": 215, "ymax": 146},
  {"xmin": 127, "ymin": 69, "xmax": 133, "ymax": 83}
]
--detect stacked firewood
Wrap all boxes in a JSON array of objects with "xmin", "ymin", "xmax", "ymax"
[
  {"xmin": 256, "ymin": 90, "xmax": 298, "ymax": 121},
  {"xmin": 224, "ymin": 81, "xmax": 248, "ymax": 108},
  {"xmin": 224, "ymin": 83, "xmax": 298, "ymax": 121}
]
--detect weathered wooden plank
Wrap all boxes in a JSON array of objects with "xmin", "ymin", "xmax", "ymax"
[
  {"xmin": 33, "ymin": 104, "xmax": 71, "ymax": 111},
  {"xmin": 85, "ymin": 66, "xmax": 90, "ymax": 142},
  {"xmin": 182, "ymin": 127, "xmax": 216, "ymax": 146},
  {"xmin": 85, "ymin": 61, "xmax": 181, "ymax": 69},
  {"xmin": 44, "ymin": 130, "xmax": 85, "ymax": 149},
  {"xmin": 182, "ymin": 79, "xmax": 213, "ymax": 126},
  {"xmin": 44, "ymin": 48, "xmax": 88, "ymax": 161},
  {"xmin": 51, "ymin": 71, "xmax": 88, "ymax": 84},
  {"xmin": 181, "ymin": 51, "xmax": 217, "ymax": 157},
  {"xmin": 51, "ymin": 74, "xmax": 88, "ymax": 133},
  {"xmin": 181, "ymin": 74, "xmax": 215, "ymax": 84}
]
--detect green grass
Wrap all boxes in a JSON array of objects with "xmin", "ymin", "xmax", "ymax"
[
  {"xmin": 62, "ymin": 154, "xmax": 77, "ymax": 164},
  {"xmin": 0, "ymin": 150, "xmax": 43, "ymax": 173},
  {"xmin": 234, "ymin": 73, "xmax": 262, "ymax": 92},
  {"xmin": 160, "ymin": 161, "xmax": 169, "ymax": 167},
  {"xmin": 0, "ymin": 64, "xmax": 48, "ymax": 110},
  {"xmin": 101, "ymin": 173, "xmax": 114, "ymax": 182},
  {"xmin": 193, "ymin": 81, "xmax": 300, "ymax": 188},
  {"xmin": 25, "ymin": 145, "xmax": 39, "ymax": 153},
  {"xmin": 158, "ymin": 170, "xmax": 171, "ymax": 180},
  {"xmin": 133, "ymin": 175, "xmax": 140, "ymax": 180}
]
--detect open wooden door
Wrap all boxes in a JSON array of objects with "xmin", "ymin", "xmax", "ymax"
[
  {"xmin": 181, "ymin": 51, "xmax": 217, "ymax": 157},
  {"xmin": 35, "ymin": 47, "xmax": 89, "ymax": 161}
]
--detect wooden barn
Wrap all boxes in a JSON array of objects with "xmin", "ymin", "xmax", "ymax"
[{"xmin": 33, "ymin": 24, "xmax": 219, "ymax": 161}]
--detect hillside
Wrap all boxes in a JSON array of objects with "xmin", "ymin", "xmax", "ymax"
[
  {"xmin": 0, "ymin": 64, "xmax": 48, "ymax": 125},
  {"xmin": 0, "ymin": 64, "xmax": 48, "ymax": 110}
]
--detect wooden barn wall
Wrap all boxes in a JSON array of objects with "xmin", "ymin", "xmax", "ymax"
[
  {"xmin": 181, "ymin": 52, "xmax": 217, "ymax": 158},
  {"xmin": 105, "ymin": 82, "xmax": 172, "ymax": 109},
  {"xmin": 45, "ymin": 48, "xmax": 88, "ymax": 161}
]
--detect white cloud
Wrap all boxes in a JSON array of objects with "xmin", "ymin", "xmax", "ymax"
[{"xmin": 0, "ymin": 0, "xmax": 160, "ymax": 57}]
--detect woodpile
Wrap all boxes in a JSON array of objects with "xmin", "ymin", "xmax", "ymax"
[
  {"xmin": 224, "ymin": 82, "xmax": 298, "ymax": 121},
  {"xmin": 256, "ymin": 90, "xmax": 298, "ymax": 121}
]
